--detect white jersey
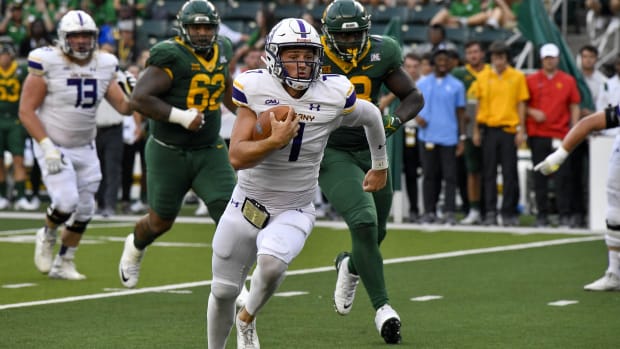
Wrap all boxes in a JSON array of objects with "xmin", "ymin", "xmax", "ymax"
[
  {"xmin": 27, "ymin": 46, "xmax": 119, "ymax": 147},
  {"xmin": 232, "ymin": 70, "xmax": 357, "ymax": 209}
]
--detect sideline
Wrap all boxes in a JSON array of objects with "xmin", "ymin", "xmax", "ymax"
[
  {"xmin": 0, "ymin": 235, "xmax": 602, "ymax": 311},
  {"xmin": 0, "ymin": 211, "xmax": 602, "ymax": 235}
]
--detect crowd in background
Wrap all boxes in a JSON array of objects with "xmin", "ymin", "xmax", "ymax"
[{"xmin": 0, "ymin": 0, "xmax": 617, "ymax": 229}]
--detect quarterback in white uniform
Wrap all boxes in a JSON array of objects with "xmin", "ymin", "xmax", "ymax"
[
  {"xmin": 536, "ymin": 104, "xmax": 620, "ymax": 291},
  {"xmin": 19, "ymin": 10, "xmax": 133, "ymax": 280},
  {"xmin": 207, "ymin": 18, "xmax": 388, "ymax": 349}
]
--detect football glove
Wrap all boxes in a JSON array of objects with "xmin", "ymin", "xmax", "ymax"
[
  {"xmin": 534, "ymin": 147, "xmax": 569, "ymax": 175},
  {"xmin": 39, "ymin": 137, "xmax": 63, "ymax": 174},
  {"xmin": 118, "ymin": 70, "xmax": 136, "ymax": 97},
  {"xmin": 383, "ymin": 114, "xmax": 402, "ymax": 138}
]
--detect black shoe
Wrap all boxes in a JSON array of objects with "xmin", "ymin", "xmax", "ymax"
[
  {"xmin": 570, "ymin": 214, "xmax": 585, "ymax": 228},
  {"xmin": 420, "ymin": 213, "xmax": 437, "ymax": 224},
  {"xmin": 558, "ymin": 214, "xmax": 571, "ymax": 228},
  {"xmin": 482, "ymin": 212, "xmax": 497, "ymax": 226},
  {"xmin": 535, "ymin": 215, "xmax": 549, "ymax": 228}
]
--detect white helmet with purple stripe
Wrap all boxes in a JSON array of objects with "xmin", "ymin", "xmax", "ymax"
[
  {"xmin": 263, "ymin": 18, "xmax": 323, "ymax": 91},
  {"xmin": 57, "ymin": 10, "xmax": 98, "ymax": 60}
]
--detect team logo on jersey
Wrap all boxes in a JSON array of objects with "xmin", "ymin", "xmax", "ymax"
[
  {"xmin": 321, "ymin": 65, "xmax": 332, "ymax": 74},
  {"xmin": 370, "ymin": 53, "xmax": 380, "ymax": 62},
  {"xmin": 265, "ymin": 99, "xmax": 280, "ymax": 105}
]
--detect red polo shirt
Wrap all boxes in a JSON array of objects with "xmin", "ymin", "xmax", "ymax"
[{"xmin": 526, "ymin": 69, "xmax": 580, "ymax": 138}]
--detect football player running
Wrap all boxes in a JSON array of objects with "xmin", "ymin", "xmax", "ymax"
[
  {"xmin": 118, "ymin": 0, "xmax": 237, "ymax": 289},
  {"xmin": 206, "ymin": 18, "xmax": 388, "ymax": 349},
  {"xmin": 20, "ymin": 10, "xmax": 134, "ymax": 280},
  {"xmin": 319, "ymin": 0, "xmax": 424, "ymax": 344},
  {"xmin": 535, "ymin": 105, "xmax": 620, "ymax": 291}
]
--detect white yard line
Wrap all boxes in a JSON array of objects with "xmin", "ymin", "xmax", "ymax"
[{"xmin": 0, "ymin": 235, "xmax": 602, "ymax": 311}]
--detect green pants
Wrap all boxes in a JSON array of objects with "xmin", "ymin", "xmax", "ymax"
[
  {"xmin": 319, "ymin": 146, "xmax": 393, "ymax": 310},
  {"xmin": 146, "ymin": 137, "xmax": 236, "ymax": 222}
]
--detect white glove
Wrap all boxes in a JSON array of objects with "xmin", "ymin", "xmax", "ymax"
[
  {"xmin": 39, "ymin": 137, "xmax": 63, "ymax": 174},
  {"xmin": 534, "ymin": 147, "xmax": 569, "ymax": 175},
  {"xmin": 168, "ymin": 107, "xmax": 201, "ymax": 129}
]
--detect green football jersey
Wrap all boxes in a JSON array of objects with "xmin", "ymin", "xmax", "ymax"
[
  {"xmin": 0, "ymin": 61, "xmax": 28, "ymax": 119},
  {"xmin": 146, "ymin": 36, "xmax": 233, "ymax": 147},
  {"xmin": 321, "ymin": 35, "xmax": 403, "ymax": 150}
]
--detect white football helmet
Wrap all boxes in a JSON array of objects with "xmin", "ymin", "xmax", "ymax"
[
  {"xmin": 57, "ymin": 10, "xmax": 98, "ymax": 60},
  {"xmin": 263, "ymin": 18, "xmax": 323, "ymax": 91}
]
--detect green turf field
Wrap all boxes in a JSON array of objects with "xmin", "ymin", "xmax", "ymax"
[{"xmin": 0, "ymin": 213, "xmax": 617, "ymax": 348}]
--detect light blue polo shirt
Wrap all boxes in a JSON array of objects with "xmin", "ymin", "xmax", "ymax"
[{"xmin": 416, "ymin": 73, "xmax": 466, "ymax": 146}]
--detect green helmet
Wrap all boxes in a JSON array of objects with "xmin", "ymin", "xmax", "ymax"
[
  {"xmin": 177, "ymin": 0, "xmax": 220, "ymax": 54},
  {"xmin": 321, "ymin": 0, "xmax": 371, "ymax": 63}
]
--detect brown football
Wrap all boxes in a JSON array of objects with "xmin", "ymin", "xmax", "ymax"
[{"xmin": 252, "ymin": 105, "xmax": 293, "ymax": 141}]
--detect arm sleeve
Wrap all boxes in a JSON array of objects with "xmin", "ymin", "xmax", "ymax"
[{"xmin": 340, "ymin": 99, "xmax": 388, "ymax": 167}]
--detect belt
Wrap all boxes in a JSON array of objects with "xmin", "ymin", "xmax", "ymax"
[{"xmin": 97, "ymin": 123, "xmax": 122, "ymax": 130}]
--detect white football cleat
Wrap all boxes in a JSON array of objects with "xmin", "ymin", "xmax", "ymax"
[
  {"xmin": 236, "ymin": 311, "xmax": 260, "ymax": 349},
  {"xmin": 48, "ymin": 255, "xmax": 86, "ymax": 280},
  {"xmin": 14, "ymin": 197, "xmax": 39, "ymax": 211},
  {"xmin": 375, "ymin": 304, "xmax": 402, "ymax": 344},
  {"xmin": 584, "ymin": 272, "xmax": 620, "ymax": 291},
  {"xmin": 236, "ymin": 283, "xmax": 250, "ymax": 308},
  {"xmin": 333, "ymin": 252, "xmax": 359, "ymax": 315},
  {"xmin": 460, "ymin": 209, "xmax": 481, "ymax": 225},
  {"xmin": 195, "ymin": 200, "xmax": 208, "ymax": 216},
  {"xmin": 119, "ymin": 233, "xmax": 145, "ymax": 288},
  {"xmin": 34, "ymin": 227, "xmax": 56, "ymax": 273}
]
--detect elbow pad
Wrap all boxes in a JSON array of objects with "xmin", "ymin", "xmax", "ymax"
[{"xmin": 605, "ymin": 105, "xmax": 620, "ymax": 129}]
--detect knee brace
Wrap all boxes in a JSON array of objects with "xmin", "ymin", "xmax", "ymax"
[
  {"xmin": 46, "ymin": 206, "xmax": 72, "ymax": 225},
  {"xmin": 210, "ymin": 278, "xmax": 241, "ymax": 301},
  {"xmin": 606, "ymin": 220, "xmax": 620, "ymax": 248},
  {"xmin": 66, "ymin": 219, "xmax": 91, "ymax": 234}
]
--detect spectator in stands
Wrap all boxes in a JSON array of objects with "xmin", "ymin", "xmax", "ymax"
[
  {"xmin": 22, "ymin": 0, "xmax": 56, "ymax": 33},
  {"xmin": 430, "ymin": 0, "xmax": 494, "ymax": 28},
  {"xmin": 18, "ymin": 17, "xmax": 54, "ymax": 57},
  {"xmin": 379, "ymin": 52, "xmax": 423, "ymax": 222},
  {"xmin": 470, "ymin": 41, "xmax": 528, "ymax": 226},
  {"xmin": 585, "ymin": 0, "xmax": 620, "ymax": 17},
  {"xmin": 451, "ymin": 40, "xmax": 491, "ymax": 225},
  {"xmin": 80, "ymin": 0, "xmax": 117, "ymax": 27},
  {"xmin": 411, "ymin": 23, "xmax": 458, "ymax": 56},
  {"xmin": 230, "ymin": 5, "xmax": 276, "ymax": 72},
  {"xmin": 0, "ymin": 2, "xmax": 29, "ymax": 51},
  {"xmin": 114, "ymin": 0, "xmax": 147, "ymax": 19},
  {"xmin": 580, "ymin": 45, "xmax": 607, "ymax": 115},
  {"xmin": 416, "ymin": 49, "xmax": 466, "ymax": 224},
  {"xmin": 419, "ymin": 51, "xmax": 433, "ymax": 79},
  {"xmin": 219, "ymin": 22, "xmax": 249, "ymax": 47},
  {"xmin": 485, "ymin": 0, "xmax": 522, "ymax": 30},
  {"xmin": 526, "ymin": 43, "xmax": 581, "ymax": 228},
  {"xmin": 596, "ymin": 54, "xmax": 620, "ymax": 112},
  {"xmin": 116, "ymin": 19, "xmax": 137, "ymax": 69}
]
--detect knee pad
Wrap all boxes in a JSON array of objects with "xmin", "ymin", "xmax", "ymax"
[
  {"xmin": 74, "ymin": 192, "xmax": 96, "ymax": 222},
  {"xmin": 66, "ymin": 219, "xmax": 91, "ymax": 234},
  {"xmin": 46, "ymin": 206, "xmax": 72, "ymax": 225},
  {"xmin": 210, "ymin": 278, "xmax": 241, "ymax": 301}
]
